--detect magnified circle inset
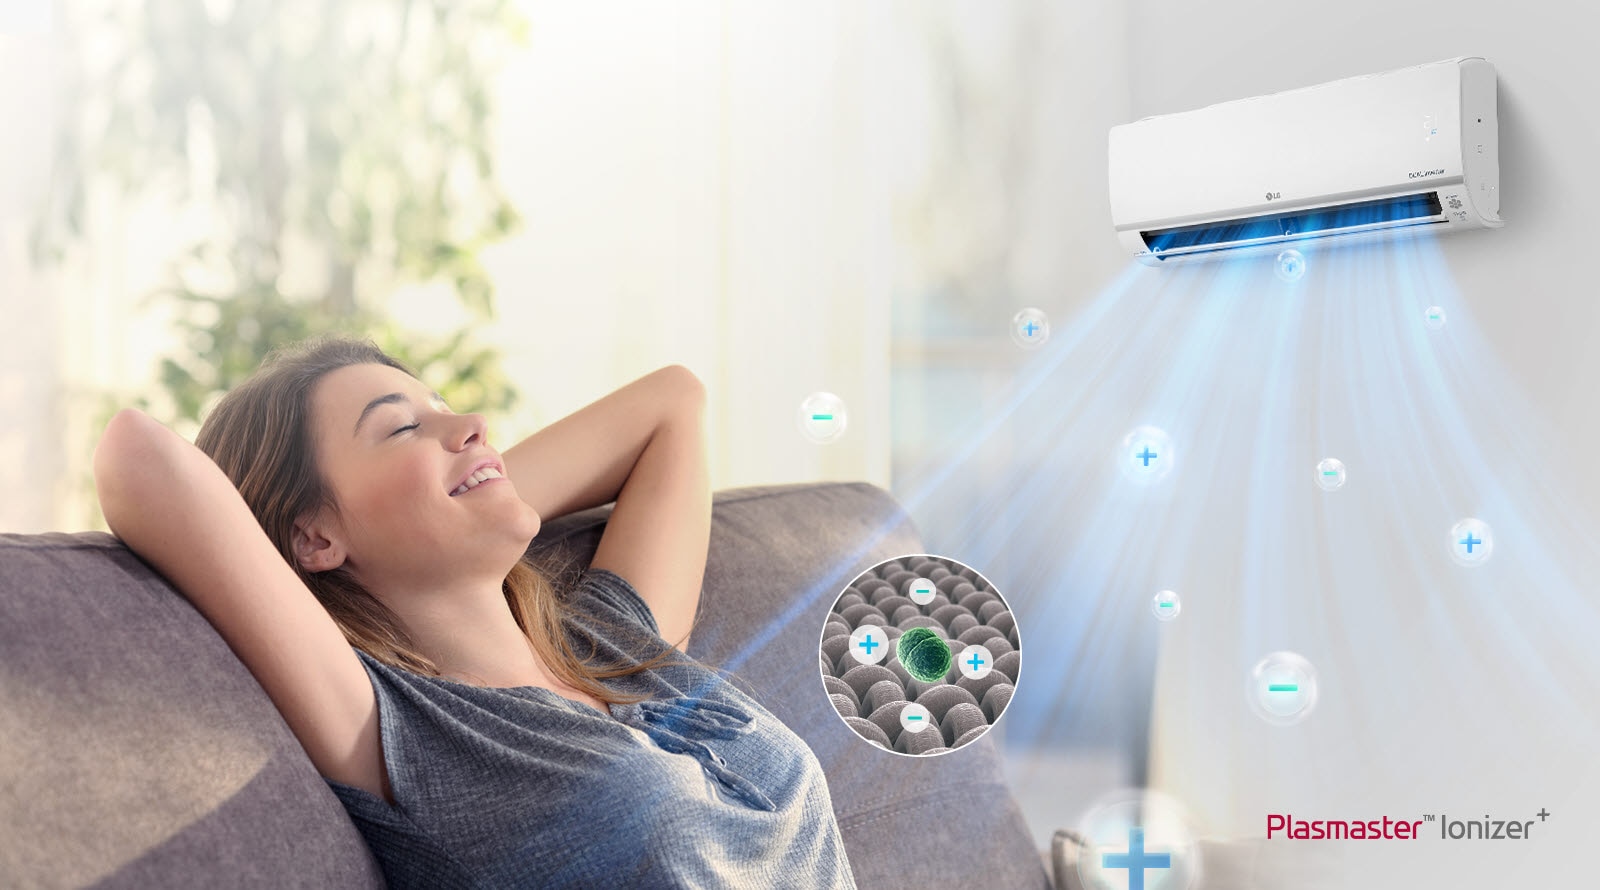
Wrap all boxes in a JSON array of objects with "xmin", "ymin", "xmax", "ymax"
[{"xmin": 818, "ymin": 554, "xmax": 1022, "ymax": 757}]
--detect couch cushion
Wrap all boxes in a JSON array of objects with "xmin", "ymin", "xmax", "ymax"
[
  {"xmin": 0, "ymin": 531, "xmax": 385, "ymax": 888},
  {"xmin": 535, "ymin": 482, "xmax": 1053, "ymax": 889}
]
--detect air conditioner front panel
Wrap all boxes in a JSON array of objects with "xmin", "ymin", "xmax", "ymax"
[{"xmin": 1109, "ymin": 59, "xmax": 1476, "ymax": 230}]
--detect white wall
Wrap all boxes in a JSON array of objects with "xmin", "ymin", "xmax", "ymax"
[
  {"xmin": 881, "ymin": 3, "xmax": 1600, "ymax": 883},
  {"xmin": 1114, "ymin": 2, "xmax": 1600, "ymax": 885}
]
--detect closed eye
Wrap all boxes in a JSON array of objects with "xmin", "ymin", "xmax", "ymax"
[{"xmin": 390, "ymin": 422, "xmax": 420, "ymax": 437}]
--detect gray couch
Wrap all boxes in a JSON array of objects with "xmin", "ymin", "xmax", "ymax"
[{"xmin": 0, "ymin": 481, "xmax": 1054, "ymax": 889}]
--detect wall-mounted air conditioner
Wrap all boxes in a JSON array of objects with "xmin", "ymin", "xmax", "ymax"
[{"xmin": 1108, "ymin": 57, "xmax": 1502, "ymax": 265}]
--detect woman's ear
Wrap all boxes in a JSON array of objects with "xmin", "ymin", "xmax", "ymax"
[{"xmin": 292, "ymin": 512, "xmax": 347, "ymax": 573}]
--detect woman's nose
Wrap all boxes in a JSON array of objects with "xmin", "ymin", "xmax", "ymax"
[{"xmin": 454, "ymin": 412, "xmax": 489, "ymax": 449}]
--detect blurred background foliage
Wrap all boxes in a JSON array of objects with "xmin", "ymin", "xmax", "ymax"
[{"xmin": 33, "ymin": 0, "xmax": 531, "ymax": 464}]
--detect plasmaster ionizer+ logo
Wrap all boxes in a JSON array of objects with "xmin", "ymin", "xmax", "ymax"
[{"xmin": 1268, "ymin": 808, "xmax": 1551, "ymax": 841}]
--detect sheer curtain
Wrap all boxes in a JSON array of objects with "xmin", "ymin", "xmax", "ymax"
[
  {"xmin": 1, "ymin": 31, "xmax": 83, "ymax": 534},
  {"xmin": 449, "ymin": 0, "xmax": 897, "ymax": 495}
]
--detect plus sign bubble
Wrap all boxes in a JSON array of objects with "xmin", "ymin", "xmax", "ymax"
[
  {"xmin": 1275, "ymin": 248, "xmax": 1306, "ymax": 282},
  {"xmin": 1315, "ymin": 458, "xmax": 1347, "ymax": 491},
  {"xmin": 1449, "ymin": 518, "xmax": 1493, "ymax": 566},
  {"xmin": 1424, "ymin": 306, "xmax": 1448, "ymax": 330},
  {"xmin": 1011, "ymin": 307, "xmax": 1051, "ymax": 349},
  {"xmin": 1121, "ymin": 426, "xmax": 1176, "ymax": 484},
  {"xmin": 1075, "ymin": 788, "xmax": 1201, "ymax": 890},
  {"xmin": 956, "ymin": 643, "xmax": 994, "ymax": 681},
  {"xmin": 848, "ymin": 624, "xmax": 888, "ymax": 666}
]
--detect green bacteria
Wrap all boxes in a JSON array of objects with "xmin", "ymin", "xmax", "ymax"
[{"xmin": 896, "ymin": 627, "xmax": 952, "ymax": 683}]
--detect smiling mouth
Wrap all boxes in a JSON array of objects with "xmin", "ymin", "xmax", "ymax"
[{"xmin": 450, "ymin": 471, "xmax": 507, "ymax": 497}]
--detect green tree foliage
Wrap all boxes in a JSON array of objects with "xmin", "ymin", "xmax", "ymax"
[{"xmin": 34, "ymin": 0, "xmax": 531, "ymax": 436}]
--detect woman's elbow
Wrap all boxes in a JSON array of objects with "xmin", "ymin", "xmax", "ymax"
[
  {"xmin": 94, "ymin": 410, "xmax": 185, "ymax": 508},
  {"xmin": 661, "ymin": 364, "xmax": 707, "ymax": 410},
  {"xmin": 94, "ymin": 410, "xmax": 148, "ymax": 490}
]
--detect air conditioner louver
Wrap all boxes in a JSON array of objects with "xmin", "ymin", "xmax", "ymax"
[{"xmin": 1143, "ymin": 192, "xmax": 1445, "ymax": 260}]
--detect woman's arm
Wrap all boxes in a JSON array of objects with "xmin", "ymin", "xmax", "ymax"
[
  {"xmin": 501, "ymin": 365, "xmax": 710, "ymax": 649},
  {"xmin": 93, "ymin": 410, "xmax": 393, "ymax": 804}
]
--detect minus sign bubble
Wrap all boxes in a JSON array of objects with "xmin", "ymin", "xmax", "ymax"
[{"xmin": 900, "ymin": 703, "xmax": 934, "ymax": 734}]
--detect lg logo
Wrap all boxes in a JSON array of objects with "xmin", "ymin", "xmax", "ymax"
[{"xmin": 1265, "ymin": 191, "xmax": 1282, "ymax": 201}]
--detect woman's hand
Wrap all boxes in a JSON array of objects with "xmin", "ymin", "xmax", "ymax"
[{"xmin": 501, "ymin": 366, "xmax": 710, "ymax": 650}]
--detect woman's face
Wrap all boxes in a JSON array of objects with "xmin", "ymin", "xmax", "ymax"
[{"xmin": 295, "ymin": 362, "xmax": 541, "ymax": 590}]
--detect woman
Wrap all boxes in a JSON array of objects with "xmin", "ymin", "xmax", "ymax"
[{"xmin": 92, "ymin": 334, "xmax": 856, "ymax": 889}]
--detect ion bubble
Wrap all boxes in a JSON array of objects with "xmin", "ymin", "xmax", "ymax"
[
  {"xmin": 847, "ymin": 624, "xmax": 889, "ymax": 666},
  {"xmin": 1152, "ymin": 590, "xmax": 1181, "ymax": 621},
  {"xmin": 1275, "ymin": 249, "xmax": 1306, "ymax": 282},
  {"xmin": 1449, "ymin": 517, "xmax": 1493, "ymax": 566},
  {"xmin": 1011, "ymin": 307, "xmax": 1050, "ymax": 349},
  {"xmin": 1075, "ymin": 788, "xmax": 1201, "ymax": 890},
  {"xmin": 1248, "ymin": 651, "xmax": 1319, "ymax": 726},
  {"xmin": 907, "ymin": 577, "xmax": 937, "ymax": 606},
  {"xmin": 1425, "ymin": 306, "xmax": 1448, "ymax": 330},
  {"xmin": 956, "ymin": 643, "xmax": 995, "ymax": 681},
  {"xmin": 1315, "ymin": 458, "xmax": 1347, "ymax": 491},
  {"xmin": 797, "ymin": 392, "xmax": 847, "ymax": 444},
  {"xmin": 900, "ymin": 702, "xmax": 934, "ymax": 735},
  {"xmin": 1120, "ymin": 425, "xmax": 1176, "ymax": 484}
]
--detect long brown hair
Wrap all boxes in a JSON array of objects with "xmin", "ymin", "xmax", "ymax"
[{"xmin": 194, "ymin": 333, "xmax": 679, "ymax": 705}]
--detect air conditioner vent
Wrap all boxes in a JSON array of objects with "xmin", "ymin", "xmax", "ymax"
[{"xmin": 1142, "ymin": 192, "xmax": 1444, "ymax": 257}]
